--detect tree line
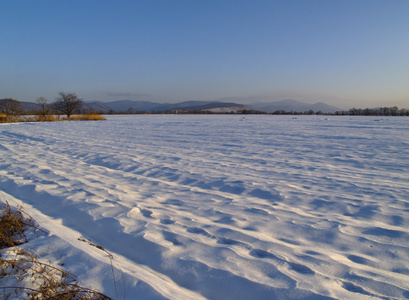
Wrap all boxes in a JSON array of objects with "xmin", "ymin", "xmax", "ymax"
[
  {"xmin": 0, "ymin": 92, "xmax": 84, "ymax": 122},
  {"xmin": 2, "ymin": 94, "xmax": 408, "ymax": 119},
  {"xmin": 334, "ymin": 106, "xmax": 409, "ymax": 116},
  {"xmin": 101, "ymin": 107, "xmax": 409, "ymax": 116}
]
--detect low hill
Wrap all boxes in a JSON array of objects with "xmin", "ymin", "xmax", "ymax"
[
  {"xmin": 18, "ymin": 99, "xmax": 340, "ymax": 114},
  {"xmin": 247, "ymin": 99, "xmax": 340, "ymax": 113},
  {"xmin": 84, "ymin": 100, "xmax": 246, "ymax": 113}
]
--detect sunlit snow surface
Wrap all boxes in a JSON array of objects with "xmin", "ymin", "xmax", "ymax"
[{"xmin": 1, "ymin": 115, "xmax": 408, "ymax": 299}]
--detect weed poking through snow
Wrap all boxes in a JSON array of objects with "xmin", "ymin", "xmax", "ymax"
[{"xmin": 0, "ymin": 200, "xmax": 112, "ymax": 299}]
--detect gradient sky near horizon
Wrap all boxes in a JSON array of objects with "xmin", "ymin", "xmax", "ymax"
[{"xmin": 1, "ymin": 1, "xmax": 408, "ymax": 108}]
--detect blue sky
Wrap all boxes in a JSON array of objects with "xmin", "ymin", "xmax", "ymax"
[{"xmin": 1, "ymin": 1, "xmax": 408, "ymax": 108}]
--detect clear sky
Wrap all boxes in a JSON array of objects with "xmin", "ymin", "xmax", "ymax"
[{"xmin": 1, "ymin": 1, "xmax": 408, "ymax": 108}]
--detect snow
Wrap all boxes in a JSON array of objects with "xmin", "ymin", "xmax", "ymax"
[{"xmin": 1, "ymin": 115, "xmax": 408, "ymax": 299}]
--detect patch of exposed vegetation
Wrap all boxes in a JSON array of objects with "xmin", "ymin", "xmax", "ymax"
[
  {"xmin": 68, "ymin": 114, "xmax": 107, "ymax": 121},
  {"xmin": 0, "ymin": 93, "xmax": 107, "ymax": 123},
  {"xmin": 0, "ymin": 114, "xmax": 106, "ymax": 123},
  {"xmin": 0, "ymin": 201, "xmax": 111, "ymax": 299}
]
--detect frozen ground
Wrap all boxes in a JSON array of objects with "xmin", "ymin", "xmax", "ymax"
[{"xmin": 0, "ymin": 115, "xmax": 408, "ymax": 299}]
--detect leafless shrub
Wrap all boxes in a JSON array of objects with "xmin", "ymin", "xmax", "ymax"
[{"xmin": 0, "ymin": 98, "xmax": 24, "ymax": 122}]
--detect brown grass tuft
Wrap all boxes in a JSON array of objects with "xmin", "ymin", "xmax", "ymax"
[
  {"xmin": 67, "ymin": 114, "xmax": 107, "ymax": 121},
  {"xmin": 0, "ymin": 112, "xmax": 7, "ymax": 123},
  {"xmin": 0, "ymin": 202, "xmax": 35, "ymax": 249},
  {"xmin": 0, "ymin": 114, "xmax": 106, "ymax": 123},
  {"xmin": 0, "ymin": 200, "xmax": 112, "ymax": 299},
  {"xmin": 35, "ymin": 115, "xmax": 59, "ymax": 122}
]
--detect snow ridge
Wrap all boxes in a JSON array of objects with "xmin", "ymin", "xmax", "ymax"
[{"xmin": 1, "ymin": 115, "xmax": 408, "ymax": 299}]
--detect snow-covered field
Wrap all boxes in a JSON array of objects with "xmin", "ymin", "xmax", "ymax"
[{"xmin": 1, "ymin": 115, "xmax": 408, "ymax": 299}]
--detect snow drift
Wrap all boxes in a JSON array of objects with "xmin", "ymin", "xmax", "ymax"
[{"xmin": 0, "ymin": 115, "xmax": 408, "ymax": 299}]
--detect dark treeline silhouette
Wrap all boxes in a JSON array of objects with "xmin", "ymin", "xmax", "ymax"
[
  {"xmin": 109, "ymin": 107, "xmax": 409, "ymax": 116},
  {"xmin": 334, "ymin": 106, "xmax": 409, "ymax": 116},
  {"xmin": 2, "ymin": 97, "xmax": 408, "ymax": 117},
  {"xmin": 1, "ymin": 93, "xmax": 106, "ymax": 122}
]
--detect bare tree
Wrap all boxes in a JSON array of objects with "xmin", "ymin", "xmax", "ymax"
[
  {"xmin": 0, "ymin": 98, "xmax": 24, "ymax": 121},
  {"xmin": 53, "ymin": 92, "xmax": 83, "ymax": 119},
  {"xmin": 36, "ymin": 97, "xmax": 51, "ymax": 120}
]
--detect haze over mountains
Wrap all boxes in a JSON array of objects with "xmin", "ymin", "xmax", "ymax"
[
  {"xmin": 247, "ymin": 99, "xmax": 341, "ymax": 113},
  {"xmin": 80, "ymin": 99, "xmax": 341, "ymax": 114},
  {"xmin": 17, "ymin": 98, "xmax": 341, "ymax": 114},
  {"xmin": 85, "ymin": 100, "xmax": 247, "ymax": 113}
]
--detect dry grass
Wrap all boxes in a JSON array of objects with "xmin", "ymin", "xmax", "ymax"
[
  {"xmin": 0, "ymin": 113, "xmax": 6, "ymax": 123},
  {"xmin": 67, "ymin": 114, "xmax": 107, "ymax": 121},
  {"xmin": 34, "ymin": 115, "xmax": 59, "ymax": 122},
  {"xmin": 0, "ymin": 114, "xmax": 106, "ymax": 123},
  {"xmin": 0, "ymin": 202, "xmax": 35, "ymax": 249},
  {"xmin": 1, "ymin": 249, "xmax": 110, "ymax": 299},
  {"xmin": 0, "ymin": 201, "xmax": 112, "ymax": 299}
]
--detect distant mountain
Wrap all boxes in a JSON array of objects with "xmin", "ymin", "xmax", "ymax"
[
  {"xmin": 19, "ymin": 98, "xmax": 340, "ymax": 114},
  {"xmin": 95, "ymin": 100, "xmax": 160, "ymax": 112},
  {"xmin": 150, "ymin": 101, "xmax": 215, "ymax": 112},
  {"xmin": 83, "ymin": 100, "xmax": 246, "ymax": 113},
  {"xmin": 309, "ymin": 102, "xmax": 341, "ymax": 114},
  {"xmin": 19, "ymin": 101, "xmax": 41, "ymax": 112},
  {"xmin": 82, "ymin": 101, "xmax": 112, "ymax": 113},
  {"xmin": 19, "ymin": 101, "xmax": 113, "ymax": 113},
  {"xmin": 247, "ymin": 99, "xmax": 340, "ymax": 113},
  {"xmin": 161, "ymin": 101, "xmax": 246, "ymax": 112}
]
